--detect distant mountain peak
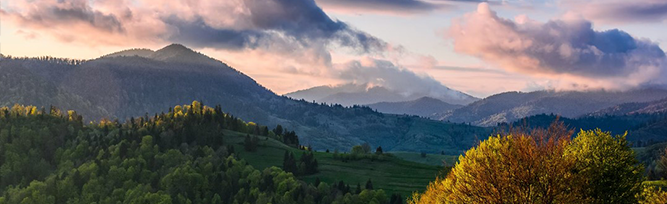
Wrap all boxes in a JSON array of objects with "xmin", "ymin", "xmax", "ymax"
[
  {"xmin": 156, "ymin": 43, "xmax": 193, "ymax": 54},
  {"xmin": 150, "ymin": 44, "xmax": 222, "ymax": 66},
  {"xmin": 286, "ymin": 82, "xmax": 478, "ymax": 106},
  {"xmin": 153, "ymin": 44, "xmax": 199, "ymax": 59},
  {"xmin": 367, "ymin": 96, "xmax": 462, "ymax": 118}
]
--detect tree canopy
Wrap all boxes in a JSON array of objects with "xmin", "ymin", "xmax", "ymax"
[{"xmin": 0, "ymin": 102, "xmax": 388, "ymax": 204}]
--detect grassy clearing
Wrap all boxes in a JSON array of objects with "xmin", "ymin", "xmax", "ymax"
[
  {"xmin": 222, "ymin": 130, "xmax": 445, "ymax": 197},
  {"xmin": 390, "ymin": 151, "xmax": 459, "ymax": 167}
]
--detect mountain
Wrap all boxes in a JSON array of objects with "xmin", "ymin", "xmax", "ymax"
[
  {"xmin": 439, "ymin": 89, "xmax": 667, "ymax": 127},
  {"xmin": 588, "ymin": 97, "xmax": 667, "ymax": 116},
  {"xmin": 0, "ymin": 44, "xmax": 489, "ymax": 153},
  {"xmin": 286, "ymin": 83, "xmax": 478, "ymax": 106},
  {"xmin": 367, "ymin": 97, "xmax": 462, "ymax": 118}
]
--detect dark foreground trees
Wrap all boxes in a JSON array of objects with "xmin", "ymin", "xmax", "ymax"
[
  {"xmin": 410, "ymin": 123, "xmax": 667, "ymax": 203},
  {"xmin": 0, "ymin": 103, "xmax": 388, "ymax": 204}
]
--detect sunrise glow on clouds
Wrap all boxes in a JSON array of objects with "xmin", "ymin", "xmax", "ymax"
[{"xmin": 1, "ymin": 0, "xmax": 667, "ymax": 97}]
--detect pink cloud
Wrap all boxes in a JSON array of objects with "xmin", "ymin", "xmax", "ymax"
[
  {"xmin": 447, "ymin": 3, "xmax": 667, "ymax": 91},
  {"xmin": 562, "ymin": 0, "xmax": 667, "ymax": 24}
]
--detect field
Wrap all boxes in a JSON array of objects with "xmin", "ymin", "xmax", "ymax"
[
  {"xmin": 390, "ymin": 151, "xmax": 459, "ymax": 167},
  {"xmin": 222, "ymin": 130, "xmax": 446, "ymax": 197}
]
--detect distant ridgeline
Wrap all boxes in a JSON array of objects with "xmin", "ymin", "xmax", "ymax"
[{"xmin": 0, "ymin": 102, "xmax": 393, "ymax": 203}]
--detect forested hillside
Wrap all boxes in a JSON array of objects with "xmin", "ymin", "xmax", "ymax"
[
  {"xmin": 501, "ymin": 113, "xmax": 667, "ymax": 146},
  {"xmin": 440, "ymin": 89, "xmax": 667, "ymax": 126},
  {"xmin": 0, "ymin": 102, "xmax": 404, "ymax": 203},
  {"xmin": 0, "ymin": 44, "xmax": 488, "ymax": 153},
  {"xmin": 367, "ymin": 97, "xmax": 462, "ymax": 119}
]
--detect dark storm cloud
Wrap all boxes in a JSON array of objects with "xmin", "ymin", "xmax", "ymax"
[
  {"xmin": 316, "ymin": 0, "xmax": 446, "ymax": 14},
  {"xmin": 3, "ymin": 0, "xmax": 387, "ymax": 53},
  {"xmin": 164, "ymin": 17, "xmax": 264, "ymax": 50},
  {"xmin": 9, "ymin": 0, "xmax": 125, "ymax": 33},
  {"xmin": 240, "ymin": 0, "xmax": 388, "ymax": 52}
]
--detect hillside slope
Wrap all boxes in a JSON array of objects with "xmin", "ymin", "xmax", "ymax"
[
  {"xmin": 286, "ymin": 83, "xmax": 478, "ymax": 106},
  {"xmin": 589, "ymin": 98, "xmax": 667, "ymax": 116},
  {"xmin": 440, "ymin": 90, "xmax": 667, "ymax": 126},
  {"xmin": 367, "ymin": 97, "xmax": 462, "ymax": 118}
]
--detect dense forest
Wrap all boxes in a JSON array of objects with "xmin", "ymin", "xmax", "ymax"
[
  {"xmin": 499, "ymin": 113, "xmax": 667, "ymax": 146},
  {"xmin": 0, "ymin": 102, "xmax": 394, "ymax": 203}
]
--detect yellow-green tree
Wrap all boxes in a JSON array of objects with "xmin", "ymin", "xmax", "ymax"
[
  {"xmin": 637, "ymin": 185, "xmax": 667, "ymax": 204},
  {"xmin": 411, "ymin": 124, "xmax": 583, "ymax": 203},
  {"xmin": 565, "ymin": 130, "xmax": 644, "ymax": 203}
]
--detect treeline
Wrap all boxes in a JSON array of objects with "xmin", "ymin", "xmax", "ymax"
[
  {"xmin": 500, "ymin": 113, "xmax": 667, "ymax": 147},
  {"xmin": 0, "ymin": 55, "xmax": 87, "ymax": 65},
  {"xmin": 0, "ymin": 102, "xmax": 391, "ymax": 203},
  {"xmin": 282, "ymin": 151, "xmax": 318, "ymax": 176},
  {"xmin": 332, "ymin": 143, "xmax": 389, "ymax": 162}
]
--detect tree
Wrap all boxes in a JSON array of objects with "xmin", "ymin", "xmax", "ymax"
[
  {"xmin": 660, "ymin": 147, "xmax": 667, "ymax": 179},
  {"xmin": 273, "ymin": 125, "xmax": 283, "ymax": 136},
  {"xmin": 375, "ymin": 146, "xmax": 383, "ymax": 154},
  {"xmin": 638, "ymin": 185, "xmax": 667, "ymax": 204},
  {"xmin": 566, "ymin": 130, "xmax": 643, "ymax": 203},
  {"xmin": 365, "ymin": 179, "xmax": 373, "ymax": 190},
  {"xmin": 351, "ymin": 145, "xmax": 365, "ymax": 155},
  {"xmin": 282, "ymin": 151, "xmax": 298, "ymax": 175},
  {"xmin": 411, "ymin": 123, "xmax": 583, "ymax": 203},
  {"xmin": 361, "ymin": 143, "xmax": 371, "ymax": 154},
  {"xmin": 390, "ymin": 193, "xmax": 403, "ymax": 204}
]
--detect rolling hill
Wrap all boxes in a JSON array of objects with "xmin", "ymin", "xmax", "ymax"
[
  {"xmin": 286, "ymin": 83, "xmax": 478, "ymax": 106},
  {"xmin": 589, "ymin": 97, "xmax": 667, "ymax": 116},
  {"xmin": 367, "ymin": 97, "xmax": 462, "ymax": 118},
  {"xmin": 439, "ymin": 89, "xmax": 667, "ymax": 127}
]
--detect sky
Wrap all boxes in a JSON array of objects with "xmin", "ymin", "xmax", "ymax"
[{"xmin": 1, "ymin": 0, "xmax": 667, "ymax": 98}]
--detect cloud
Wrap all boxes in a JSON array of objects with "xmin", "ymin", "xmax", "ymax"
[
  {"xmin": 1, "ymin": 0, "xmax": 387, "ymax": 54},
  {"xmin": 316, "ymin": 0, "xmax": 447, "ymax": 14},
  {"xmin": 447, "ymin": 3, "xmax": 667, "ymax": 90},
  {"xmin": 562, "ymin": 0, "xmax": 667, "ymax": 24},
  {"xmin": 335, "ymin": 58, "xmax": 473, "ymax": 101},
  {"xmin": 3, "ymin": 0, "xmax": 125, "ymax": 33}
]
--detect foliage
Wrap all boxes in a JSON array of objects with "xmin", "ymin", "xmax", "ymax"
[
  {"xmin": 411, "ymin": 123, "xmax": 653, "ymax": 203},
  {"xmin": 334, "ymin": 144, "xmax": 389, "ymax": 162},
  {"xmin": 566, "ymin": 129, "xmax": 644, "ymax": 203},
  {"xmin": 637, "ymin": 185, "xmax": 667, "ymax": 204},
  {"xmin": 0, "ymin": 102, "xmax": 388, "ymax": 203}
]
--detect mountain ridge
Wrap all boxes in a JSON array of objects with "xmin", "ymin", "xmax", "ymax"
[
  {"xmin": 367, "ymin": 97, "xmax": 462, "ymax": 118},
  {"xmin": 440, "ymin": 89, "xmax": 667, "ymax": 126},
  {"xmin": 286, "ymin": 82, "xmax": 478, "ymax": 106}
]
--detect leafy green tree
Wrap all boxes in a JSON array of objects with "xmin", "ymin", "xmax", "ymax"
[
  {"xmin": 361, "ymin": 143, "xmax": 371, "ymax": 154},
  {"xmin": 566, "ymin": 130, "xmax": 643, "ymax": 203},
  {"xmin": 351, "ymin": 145, "xmax": 364, "ymax": 155}
]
